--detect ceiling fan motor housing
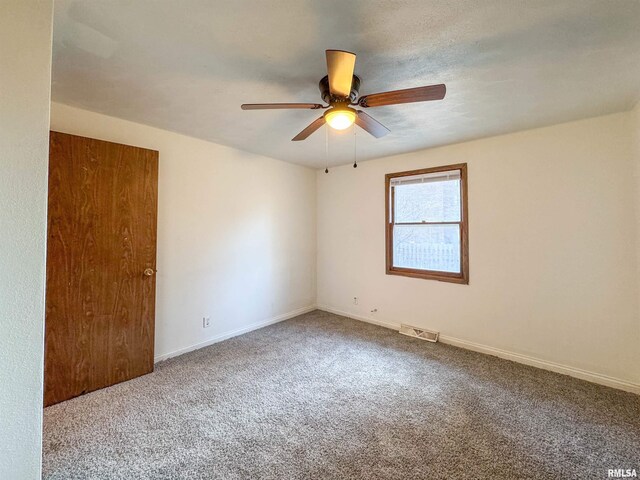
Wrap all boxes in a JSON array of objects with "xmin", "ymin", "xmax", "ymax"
[{"xmin": 319, "ymin": 75, "xmax": 361, "ymax": 104}]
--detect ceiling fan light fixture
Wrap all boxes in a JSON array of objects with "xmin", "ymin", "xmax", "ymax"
[
  {"xmin": 242, "ymin": 49, "xmax": 446, "ymax": 142},
  {"xmin": 324, "ymin": 106, "xmax": 356, "ymax": 130}
]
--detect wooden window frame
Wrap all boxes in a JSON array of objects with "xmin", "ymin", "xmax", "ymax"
[{"xmin": 385, "ymin": 163, "xmax": 469, "ymax": 284}]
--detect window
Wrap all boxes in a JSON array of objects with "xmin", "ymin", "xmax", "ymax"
[{"xmin": 385, "ymin": 163, "xmax": 468, "ymax": 284}]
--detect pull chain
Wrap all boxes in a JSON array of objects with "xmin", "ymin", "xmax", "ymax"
[
  {"xmin": 325, "ymin": 125, "xmax": 329, "ymax": 174},
  {"xmin": 353, "ymin": 124, "xmax": 358, "ymax": 168}
]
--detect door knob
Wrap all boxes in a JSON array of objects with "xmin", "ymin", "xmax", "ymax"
[{"xmin": 144, "ymin": 268, "xmax": 155, "ymax": 277}]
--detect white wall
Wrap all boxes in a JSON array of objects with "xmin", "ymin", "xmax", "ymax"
[
  {"xmin": 50, "ymin": 103, "xmax": 317, "ymax": 361},
  {"xmin": 317, "ymin": 111, "xmax": 640, "ymax": 391},
  {"xmin": 0, "ymin": 1, "xmax": 53, "ymax": 478},
  {"xmin": 633, "ymin": 102, "xmax": 640, "ymax": 309}
]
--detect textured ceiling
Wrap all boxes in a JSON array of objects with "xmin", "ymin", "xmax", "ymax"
[{"xmin": 52, "ymin": 0, "xmax": 640, "ymax": 168}]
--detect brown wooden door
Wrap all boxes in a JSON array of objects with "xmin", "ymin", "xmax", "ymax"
[{"xmin": 44, "ymin": 131, "xmax": 158, "ymax": 406}]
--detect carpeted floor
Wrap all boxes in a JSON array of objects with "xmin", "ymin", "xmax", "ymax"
[{"xmin": 43, "ymin": 310, "xmax": 640, "ymax": 479}]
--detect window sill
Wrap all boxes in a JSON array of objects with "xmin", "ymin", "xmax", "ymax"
[{"xmin": 386, "ymin": 266, "xmax": 469, "ymax": 284}]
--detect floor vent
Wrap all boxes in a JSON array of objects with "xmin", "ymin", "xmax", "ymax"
[{"xmin": 399, "ymin": 324, "xmax": 439, "ymax": 342}]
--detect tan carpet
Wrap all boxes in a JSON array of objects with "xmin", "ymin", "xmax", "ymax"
[{"xmin": 43, "ymin": 310, "xmax": 640, "ymax": 479}]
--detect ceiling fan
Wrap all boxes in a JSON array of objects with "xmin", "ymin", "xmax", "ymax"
[{"xmin": 241, "ymin": 50, "xmax": 446, "ymax": 141}]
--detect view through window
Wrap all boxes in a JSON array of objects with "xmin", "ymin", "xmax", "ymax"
[{"xmin": 385, "ymin": 164, "xmax": 468, "ymax": 283}]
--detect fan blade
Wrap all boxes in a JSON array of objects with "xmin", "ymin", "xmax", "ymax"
[
  {"xmin": 355, "ymin": 111, "xmax": 390, "ymax": 138},
  {"xmin": 358, "ymin": 84, "xmax": 446, "ymax": 108},
  {"xmin": 326, "ymin": 50, "xmax": 356, "ymax": 98},
  {"xmin": 292, "ymin": 116, "xmax": 326, "ymax": 141},
  {"xmin": 241, "ymin": 103, "xmax": 323, "ymax": 110}
]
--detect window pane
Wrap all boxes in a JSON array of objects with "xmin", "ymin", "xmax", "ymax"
[
  {"xmin": 393, "ymin": 224, "xmax": 461, "ymax": 273},
  {"xmin": 394, "ymin": 179, "xmax": 461, "ymax": 223}
]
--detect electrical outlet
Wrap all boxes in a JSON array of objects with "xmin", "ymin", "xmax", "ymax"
[
  {"xmin": 353, "ymin": 297, "xmax": 358, "ymax": 305},
  {"xmin": 203, "ymin": 317, "xmax": 211, "ymax": 328}
]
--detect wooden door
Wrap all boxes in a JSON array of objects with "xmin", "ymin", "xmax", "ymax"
[{"xmin": 44, "ymin": 131, "xmax": 158, "ymax": 406}]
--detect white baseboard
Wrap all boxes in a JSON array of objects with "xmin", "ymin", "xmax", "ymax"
[
  {"xmin": 317, "ymin": 305, "xmax": 640, "ymax": 395},
  {"xmin": 154, "ymin": 305, "xmax": 317, "ymax": 363}
]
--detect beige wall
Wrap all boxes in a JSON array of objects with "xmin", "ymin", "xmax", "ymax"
[
  {"xmin": 0, "ymin": 1, "xmax": 53, "ymax": 478},
  {"xmin": 50, "ymin": 103, "xmax": 317, "ymax": 362},
  {"xmin": 317, "ymin": 111, "xmax": 640, "ymax": 392}
]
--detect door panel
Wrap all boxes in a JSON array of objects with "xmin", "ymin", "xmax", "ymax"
[{"xmin": 44, "ymin": 131, "xmax": 158, "ymax": 406}]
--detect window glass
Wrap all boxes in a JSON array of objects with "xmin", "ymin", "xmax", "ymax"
[
  {"xmin": 393, "ymin": 224, "xmax": 461, "ymax": 273},
  {"xmin": 394, "ymin": 179, "xmax": 461, "ymax": 223}
]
